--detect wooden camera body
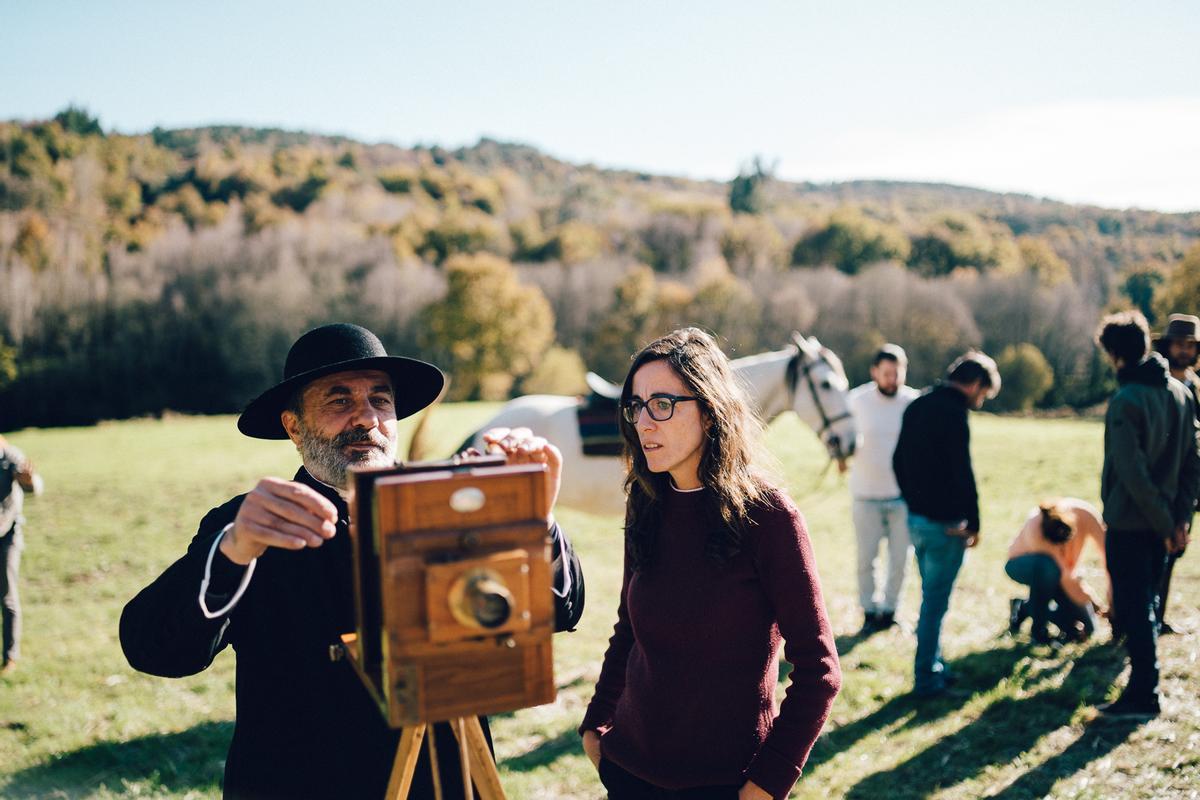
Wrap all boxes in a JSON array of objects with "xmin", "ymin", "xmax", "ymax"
[{"xmin": 345, "ymin": 456, "xmax": 556, "ymax": 728}]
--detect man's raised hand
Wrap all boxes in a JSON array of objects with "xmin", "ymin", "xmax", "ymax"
[
  {"xmin": 221, "ymin": 477, "xmax": 339, "ymax": 565},
  {"xmin": 480, "ymin": 426, "xmax": 563, "ymax": 520}
]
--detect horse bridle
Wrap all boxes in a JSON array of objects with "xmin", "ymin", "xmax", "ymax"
[{"xmin": 785, "ymin": 343, "xmax": 853, "ymax": 454}]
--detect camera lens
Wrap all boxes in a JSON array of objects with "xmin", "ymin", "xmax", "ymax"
[
  {"xmin": 453, "ymin": 571, "xmax": 514, "ymax": 630},
  {"xmin": 470, "ymin": 584, "xmax": 512, "ymax": 628}
]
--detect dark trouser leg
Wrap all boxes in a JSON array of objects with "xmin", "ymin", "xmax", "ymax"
[
  {"xmin": 1004, "ymin": 554, "xmax": 1060, "ymax": 641},
  {"xmin": 1157, "ymin": 551, "xmax": 1179, "ymax": 625},
  {"xmin": 1106, "ymin": 529, "xmax": 1166, "ymax": 701},
  {"xmin": 0, "ymin": 527, "xmax": 21, "ymax": 664}
]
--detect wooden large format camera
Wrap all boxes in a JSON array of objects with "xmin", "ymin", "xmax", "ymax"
[{"xmin": 345, "ymin": 456, "xmax": 556, "ymax": 728}]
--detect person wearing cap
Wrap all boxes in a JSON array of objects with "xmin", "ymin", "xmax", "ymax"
[
  {"xmin": 1152, "ymin": 312, "xmax": 1200, "ymax": 635},
  {"xmin": 1004, "ymin": 498, "xmax": 1107, "ymax": 644},
  {"xmin": 847, "ymin": 344, "xmax": 919, "ymax": 633},
  {"xmin": 119, "ymin": 323, "xmax": 585, "ymax": 799},
  {"xmin": 1093, "ymin": 311, "xmax": 1199, "ymax": 719},
  {"xmin": 892, "ymin": 350, "xmax": 1000, "ymax": 697}
]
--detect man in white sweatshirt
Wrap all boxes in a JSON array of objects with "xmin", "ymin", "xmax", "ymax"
[{"xmin": 849, "ymin": 344, "xmax": 920, "ymax": 632}]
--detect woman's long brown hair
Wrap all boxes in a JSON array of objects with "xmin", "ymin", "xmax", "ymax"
[{"xmin": 620, "ymin": 328, "xmax": 776, "ymax": 570}]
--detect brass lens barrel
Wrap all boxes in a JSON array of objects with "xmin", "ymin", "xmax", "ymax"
[{"xmin": 449, "ymin": 568, "xmax": 514, "ymax": 629}]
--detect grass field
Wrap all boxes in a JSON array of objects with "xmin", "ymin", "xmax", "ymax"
[{"xmin": 1, "ymin": 408, "xmax": 1197, "ymax": 799}]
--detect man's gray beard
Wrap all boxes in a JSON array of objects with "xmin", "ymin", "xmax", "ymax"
[{"xmin": 295, "ymin": 421, "xmax": 396, "ymax": 487}]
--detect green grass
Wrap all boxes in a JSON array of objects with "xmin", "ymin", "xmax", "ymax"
[{"xmin": 1, "ymin": 410, "xmax": 1197, "ymax": 798}]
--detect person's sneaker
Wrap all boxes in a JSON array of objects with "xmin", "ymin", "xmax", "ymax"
[
  {"xmin": 1096, "ymin": 695, "xmax": 1160, "ymax": 720},
  {"xmin": 1159, "ymin": 621, "xmax": 1182, "ymax": 635},
  {"xmin": 0, "ymin": 660, "xmax": 15, "ymax": 676},
  {"xmin": 1009, "ymin": 598, "xmax": 1027, "ymax": 634},
  {"xmin": 860, "ymin": 612, "xmax": 881, "ymax": 633},
  {"xmin": 875, "ymin": 611, "xmax": 897, "ymax": 630}
]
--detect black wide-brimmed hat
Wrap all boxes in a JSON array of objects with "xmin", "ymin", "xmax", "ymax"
[
  {"xmin": 237, "ymin": 323, "xmax": 445, "ymax": 440},
  {"xmin": 1154, "ymin": 313, "xmax": 1200, "ymax": 345}
]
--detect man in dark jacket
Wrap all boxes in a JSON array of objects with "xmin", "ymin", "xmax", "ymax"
[
  {"xmin": 893, "ymin": 350, "xmax": 1000, "ymax": 697},
  {"xmin": 1095, "ymin": 311, "xmax": 1199, "ymax": 718},
  {"xmin": 120, "ymin": 324, "xmax": 585, "ymax": 798}
]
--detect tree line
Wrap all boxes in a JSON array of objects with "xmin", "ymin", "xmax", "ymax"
[{"xmin": 1, "ymin": 109, "xmax": 1199, "ymax": 429}]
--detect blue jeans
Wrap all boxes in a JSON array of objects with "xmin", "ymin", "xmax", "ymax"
[
  {"xmin": 909, "ymin": 513, "xmax": 966, "ymax": 694},
  {"xmin": 1005, "ymin": 553, "xmax": 1096, "ymax": 641}
]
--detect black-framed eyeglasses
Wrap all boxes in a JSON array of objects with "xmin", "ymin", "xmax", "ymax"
[{"xmin": 621, "ymin": 394, "xmax": 700, "ymax": 424}]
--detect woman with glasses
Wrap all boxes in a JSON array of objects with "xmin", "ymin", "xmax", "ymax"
[{"xmin": 579, "ymin": 328, "xmax": 841, "ymax": 800}]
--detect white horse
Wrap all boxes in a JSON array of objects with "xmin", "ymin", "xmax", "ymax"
[{"xmin": 456, "ymin": 334, "xmax": 856, "ymax": 516}]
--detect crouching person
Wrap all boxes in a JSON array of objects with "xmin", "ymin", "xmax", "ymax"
[{"xmin": 1005, "ymin": 498, "xmax": 1107, "ymax": 644}]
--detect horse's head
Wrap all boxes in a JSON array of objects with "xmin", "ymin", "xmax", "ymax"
[{"xmin": 786, "ymin": 333, "xmax": 856, "ymax": 466}]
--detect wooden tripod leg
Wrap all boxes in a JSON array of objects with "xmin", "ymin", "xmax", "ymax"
[
  {"xmin": 455, "ymin": 717, "xmax": 471, "ymax": 800},
  {"xmin": 428, "ymin": 726, "xmax": 444, "ymax": 800},
  {"xmin": 387, "ymin": 723, "xmax": 427, "ymax": 800},
  {"xmin": 450, "ymin": 716, "xmax": 507, "ymax": 800}
]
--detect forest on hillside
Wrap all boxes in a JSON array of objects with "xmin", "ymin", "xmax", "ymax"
[{"xmin": 2, "ymin": 107, "xmax": 1199, "ymax": 429}]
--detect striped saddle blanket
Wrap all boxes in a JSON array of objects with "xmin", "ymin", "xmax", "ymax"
[{"xmin": 577, "ymin": 395, "xmax": 622, "ymax": 457}]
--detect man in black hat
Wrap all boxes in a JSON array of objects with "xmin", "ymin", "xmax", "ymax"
[
  {"xmin": 1094, "ymin": 311, "xmax": 1199, "ymax": 719},
  {"xmin": 1153, "ymin": 313, "xmax": 1200, "ymax": 635},
  {"xmin": 120, "ymin": 323, "xmax": 585, "ymax": 799}
]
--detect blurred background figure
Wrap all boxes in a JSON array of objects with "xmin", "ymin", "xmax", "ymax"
[
  {"xmin": 0, "ymin": 434, "xmax": 44, "ymax": 675},
  {"xmin": 1152, "ymin": 312, "xmax": 1200, "ymax": 635},
  {"xmin": 1005, "ymin": 498, "xmax": 1107, "ymax": 644},
  {"xmin": 848, "ymin": 344, "xmax": 920, "ymax": 633}
]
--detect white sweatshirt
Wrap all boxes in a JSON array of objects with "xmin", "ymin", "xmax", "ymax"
[{"xmin": 848, "ymin": 382, "xmax": 920, "ymax": 500}]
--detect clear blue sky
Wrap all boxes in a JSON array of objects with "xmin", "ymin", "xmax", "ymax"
[{"xmin": 4, "ymin": 1, "xmax": 1199, "ymax": 210}]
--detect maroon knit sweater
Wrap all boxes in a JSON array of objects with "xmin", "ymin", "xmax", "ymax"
[{"xmin": 579, "ymin": 485, "xmax": 841, "ymax": 800}]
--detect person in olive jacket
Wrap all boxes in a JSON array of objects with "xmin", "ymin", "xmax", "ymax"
[
  {"xmin": 120, "ymin": 324, "xmax": 584, "ymax": 799},
  {"xmin": 1094, "ymin": 311, "xmax": 1199, "ymax": 719}
]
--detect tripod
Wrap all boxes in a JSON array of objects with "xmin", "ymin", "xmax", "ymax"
[{"xmin": 387, "ymin": 716, "xmax": 506, "ymax": 800}]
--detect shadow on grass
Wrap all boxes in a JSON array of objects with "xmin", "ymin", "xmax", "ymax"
[
  {"xmin": 2, "ymin": 720, "xmax": 231, "ymax": 798},
  {"xmin": 840, "ymin": 641, "xmax": 1132, "ymax": 800},
  {"xmin": 988, "ymin": 718, "xmax": 1140, "ymax": 799},
  {"xmin": 500, "ymin": 727, "xmax": 582, "ymax": 772},
  {"xmin": 834, "ymin": 625, "xmax": 891, "ymax": 660},
  {"xmin": 807, "ymin": 641, "xmax": 1036, "ymax": 772}
]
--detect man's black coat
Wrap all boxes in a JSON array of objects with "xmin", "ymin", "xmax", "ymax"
[
  {"xmin": 120, "ymin": 468, "xmax": 584, "ymax": 799},
  {"xmin": 892, "ymin": 384, "xmax": 980, "ymax": 532}
]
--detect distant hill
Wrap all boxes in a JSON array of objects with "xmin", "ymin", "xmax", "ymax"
[{"xmin": 2, "ymin": 110, "xmax": 1199, "ymax": 428}]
